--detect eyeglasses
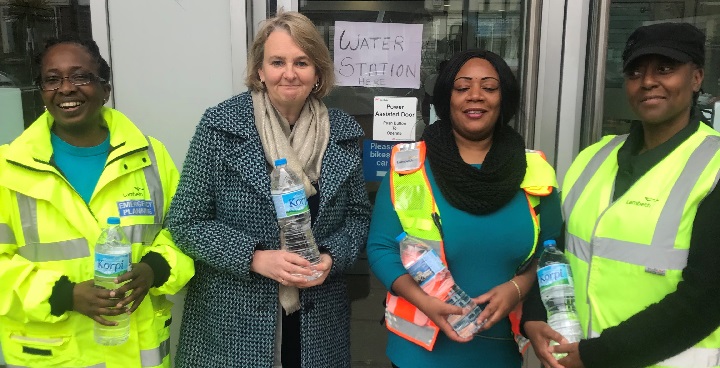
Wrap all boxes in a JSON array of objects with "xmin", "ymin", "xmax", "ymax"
[{"xmin": 38, "ymin": 73, "xmax": 106, "ymax": 91}]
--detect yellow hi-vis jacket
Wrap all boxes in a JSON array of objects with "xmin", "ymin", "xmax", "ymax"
[
  {"xmin": 562, "ymin": 123, "xmax": 720, "ymax": 367},
  {"xmin": 385, "ymin": 141, "xmax": 556, "ymax": 350},
  {"xmin": 0, "ymin": 108, "xmax": 195, "ymax": 368}
]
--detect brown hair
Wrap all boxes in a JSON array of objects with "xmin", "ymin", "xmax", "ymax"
[{"xmin": 245, "ymin": 11, "xmax": 334, "ymax": 98}]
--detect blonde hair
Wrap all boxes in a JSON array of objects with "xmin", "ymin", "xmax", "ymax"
[{"xmin": 246, "ymin": 11, "xmax": 334, "ymax": 98}]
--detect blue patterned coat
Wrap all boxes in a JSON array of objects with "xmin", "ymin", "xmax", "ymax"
[{"xmin": 168, "ymin": 91, "xmax": 371, "ymax": 368}]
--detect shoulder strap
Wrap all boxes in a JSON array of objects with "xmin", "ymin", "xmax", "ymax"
[{"xmin": 522, "ymin": 150, "xmax": 557, "ymax": 196}]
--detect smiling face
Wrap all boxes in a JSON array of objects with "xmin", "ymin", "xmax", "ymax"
[
  {"xmin": 624, "ymin": 55, "xmax": 703, "ymax": 128},
  {"xmin": 257, "ymin": 30, "xmax": 318, "ymax": 123},
  {"xmin": 449, "ymin": 58, "xmax": 501, "ymax": 142},
  {"xmin": 40, "ymin": 43, "xmax": 110, "ymax": 133}
]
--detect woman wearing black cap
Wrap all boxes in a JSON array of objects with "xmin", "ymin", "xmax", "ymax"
[{"xmin": 522, "ymin": 22, "xmax": 720, "ymax": 368}]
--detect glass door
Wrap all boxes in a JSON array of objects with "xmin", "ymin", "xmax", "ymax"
[
  {"xmin": 257, "ymin": 2, "xmax": 542, "ymax": 367},
  {"xmin": 582, "ymin": 0, "xmax": 720, "ymax": 148},
  {"xmin": 0, "ymin": 0, "xmax": 92, "ymax": 144},
  {"xmin": 297, "ymin": 0, "xmax": 539, "ymax": 161}
]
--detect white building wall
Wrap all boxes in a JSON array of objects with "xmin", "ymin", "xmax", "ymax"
[
  {"xmin": 90, "ymin": 1, "xmax": 247, "ymax": 364},
  {"xmin": 0, "ymin": 87, "xmax": 23, "ymax": 145},
  {"xmin": 92, "ymin": 0, "xmax": 242, "ymax": 168}
]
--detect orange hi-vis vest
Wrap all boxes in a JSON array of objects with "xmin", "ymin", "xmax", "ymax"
[{"xmin": 386, "ymin": 141, "xmax": 556, "ymax": 351}]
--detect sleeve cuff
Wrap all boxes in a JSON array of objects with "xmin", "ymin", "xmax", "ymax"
[
  {"xmin": 49, "ymin": 275, "xmax": 76, "ymax": 316},
  {"xmin": 140, "ymin": 251, "xmax": 171, "ymax": 288},
  {"xmin": 578, "ymin": 338, "xmax": 612, "ymax": 368}
]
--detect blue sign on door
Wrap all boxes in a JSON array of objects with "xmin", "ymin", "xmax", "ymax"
[{"xmin": 362, "ymin": 139, "xmax": 403, "ymax": 182}]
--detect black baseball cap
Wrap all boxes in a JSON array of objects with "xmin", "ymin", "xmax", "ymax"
[{"xmin": 622, "ymin": 22, "xmax": 705, "ymax": 70}]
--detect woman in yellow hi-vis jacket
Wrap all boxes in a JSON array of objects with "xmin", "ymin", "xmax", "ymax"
[{"xmin": 0, "ymin": 37, "xmax": 194, "ymax": 367}]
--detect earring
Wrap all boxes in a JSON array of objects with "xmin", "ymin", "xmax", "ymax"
[{"xmin": 312, "ymin": 80, "xmax": 320, "ymax": 92}]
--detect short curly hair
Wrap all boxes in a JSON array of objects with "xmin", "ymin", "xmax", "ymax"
[
  {"xmin": 246, "ymin": 11, "xmax": 334, "ymax": 98},
  {"xmin": 34, "ymin": 36, "xmax": 111, "ymax": 86}
]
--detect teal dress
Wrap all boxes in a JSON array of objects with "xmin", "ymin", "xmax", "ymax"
[{"xmin": 367, "ymin": 161, "xmax": 562, "ymax": 368}]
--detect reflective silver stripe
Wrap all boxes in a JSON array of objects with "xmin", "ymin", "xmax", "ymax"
[
  {"xmin": 8, "ymin": 364, "xmax": 105, "ymax": 368},
  {"xmin": 141, "ymin": 337, "xmax": 170, "ymax": 367},
  {"xmin": 0, "ymin": 223, "xmax": 16, "ymax": 244},
  {"xmin": 123, "ymin": 223, "xmax": 162, "ymax": 245},
  {"xmin": 593, "ymin": 237, "xmax": 688, "ymax": 270},
  {"xmin": 590, "ymin": 329, "xmax": 600, "ymax": 338},
  {"xmin": 143, "ymin": 137, "xmax": 164, "ymax": 225},
  {"xmin": 17, "ymin": 193, "xmax": 39, "ymax": 244},
  {"xmin": 651, "ymin": 136, "xmax": 720, "ymax": 253},
  {"xmin": 591, "ymin": 136, "xmax": 720, "ymax": 270},
  {"xmin": 562, "ymin": 135, "xmax": 627, "ymax": 219},
  {"xmin": 16, "ymin": 193, "xmax": 89, "ymax": 262},
  {"xmin": 385, "ymin": 310, "xmax": 437, "ymax": 347},
  {"xmin": 658, "ymin": 346, "xmax": 720, "ymax": 367},
  {"xmin": 17, "ymin": 238, "xmax": 89, "ymax": 262},
  {"xmin": 566, "ymin": 233, "xmax": 591, "ymax": 263}
]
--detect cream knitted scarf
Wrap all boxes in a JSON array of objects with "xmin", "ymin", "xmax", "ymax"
[
  {"xmin": 252, "ymin": 90, "xmax": 329, "ymax": 197},
  {"xmin": 252, "ymin": 90, "xmax": 330, "ymax": 314}
]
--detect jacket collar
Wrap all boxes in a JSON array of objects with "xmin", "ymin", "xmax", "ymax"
[{"xmin": 5, "ymin": 107, "xmax": 148, "ymax": 171}]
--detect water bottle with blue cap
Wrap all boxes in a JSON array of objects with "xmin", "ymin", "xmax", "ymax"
[{"xmin": 271, "ymin": 158, "xmax": 322, "ymax": 280}]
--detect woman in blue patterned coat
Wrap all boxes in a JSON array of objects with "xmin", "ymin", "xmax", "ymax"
[{"xmin": 167, "ymin": 11, "xmax": 371, "ymax": 368}]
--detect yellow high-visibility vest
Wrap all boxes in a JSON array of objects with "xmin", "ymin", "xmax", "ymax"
[{"xmin": 563, "ymin": 123, "xmax": 720, "ymax": 368}]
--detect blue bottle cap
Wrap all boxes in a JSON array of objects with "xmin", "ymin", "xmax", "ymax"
[
  {"xmin": 543, "ymin": 239, "xmax": 557, "ymax": 248},
  {"xmin": 395, "ymin": 232, "xmax": 408, "ymax": 242},
  {"xmin": 107, "ymin": 217, "xmax": 120, "ymax": 225},
  {"xmin": 274, "ymin": 158, "xmax": 287, "ymax": 166}
]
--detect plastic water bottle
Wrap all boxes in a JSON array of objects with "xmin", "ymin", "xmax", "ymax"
[
  {"xmin": 94, "ymin": 216, "xmax": 131, "ymax": 345},
  {"xmin": 397, "ymin": 232, "xmax": 485, "ymax": 338},
  {"xmin": 537, "ymin": 239, "xmax": 583, "ymax": 356},
  {"xmin": 271, "ymin": 158, "xmax": 322, "ymax": 281}
]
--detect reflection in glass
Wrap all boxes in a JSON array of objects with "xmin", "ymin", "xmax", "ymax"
[
  {"xmin": 297, "ymin": 2, "xmax": 530, "ymax": 367},
  {"xmin": 0, "ymin": 0, "xmax": 91, "ymax": 129},
  {"xmin": 599, "ymin": 1, "xmax": 720, "ymax": 138},
  {"xmin": 301, "ymin": 1, "xmax": 527, "ymax": 148}
]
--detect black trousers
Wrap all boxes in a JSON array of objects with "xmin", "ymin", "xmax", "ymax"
[{"xmin": 281, "ymin": 310, "xmax": 301, "ymax": 368}]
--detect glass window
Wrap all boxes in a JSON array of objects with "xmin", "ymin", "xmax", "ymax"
[
  {"xmin": 593, "ymin": 1, "xmax": 720, "ymax": 140},
  {"xmin": 297, "ymin": 2, "xmax": 533, "ymax": 366},
  {"xmin": 301, "ymin": 0, "xmax": 528, "ymax": 192},
  {"xmin": 0, "ymin": 0, "xmax": 92, "ymax": 142}
]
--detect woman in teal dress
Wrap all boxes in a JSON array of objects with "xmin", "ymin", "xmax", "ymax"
[{"xmin": 366, "ymin": 49, "xmax": 563, "ymax": 367}]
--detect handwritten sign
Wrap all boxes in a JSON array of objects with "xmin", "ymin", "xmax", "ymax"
[
  {"xmin": 373, "ymin": 97, "xmax": 417, "ymax": 141},
  {"xmin": 334, "ymin": 21, "xmax": 423, "ymax": 88}
]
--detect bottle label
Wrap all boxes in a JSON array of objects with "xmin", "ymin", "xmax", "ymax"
[
  {"xmin": 95, "ymin": 252, "xmax": 131, "ymax": 277},
  {"xmin": 538, "ymin": 264, "xmax": 573, "ymax": 288},
  {"xmin": 406, "ymin": 250, "xmax": 445, "ymax": 286},
  {"xmin": 272, "ymin": 187, "xmax": 309, "ymax": 219}
]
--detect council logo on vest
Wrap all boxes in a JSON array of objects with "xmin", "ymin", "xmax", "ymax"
[
  {"xmin": 625, "ymin": 196, "xmax": 659, "ymax": 208},
  {"xmin": 123, "ymin": 186, "xmax": 145, "ymax": 198}
]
